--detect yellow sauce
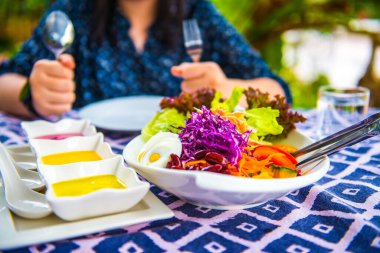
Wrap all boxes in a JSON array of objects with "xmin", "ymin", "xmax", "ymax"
[
  {"xmin": 41, "ymin": 150, "xmax": 102, "ymax": 165},
  {"xmin": 52, "ymin": 174, "xmax": 127, "ymax": 197}
]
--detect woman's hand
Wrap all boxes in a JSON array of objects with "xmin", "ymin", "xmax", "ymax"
[
  {"xmin": 171, "ymin": 62, "xmax": 227, "ymax": 93},
  {"xmin": 29, "ymin": 54, "xmax": 76, "ymax": 117},
  {"xmin": 171, "ymin": 62, "xmax": 286, "ymax": 101}
]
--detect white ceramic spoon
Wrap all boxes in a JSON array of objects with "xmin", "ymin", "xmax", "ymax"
[
  {"xmin": 9, "ymin": 152, "xmax": 35, "ymax": 164},
  {"xmin": 6, "ymin": 144, "xmax": 32, "ymax": 154},
  {"xmin": 15, "ymin": 164, "xmax": 45, "ymax": 191},
  {"xmin": 5, "ymin": 145, "xmax": 44, "ymax": 190},
  {"xmin": 0, "ymin": 142, "xmax": 52, "ymax": 219}
]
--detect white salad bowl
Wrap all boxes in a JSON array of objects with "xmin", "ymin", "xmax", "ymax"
[
  {"xmin": 123, "ymin": 130, "xmax": 330, "ymax": 210},
  {"xmin": 43, "ymin": 156, "xmax": 150, "ymax": 221},
  {"xmin": 21, "ymin": 118, "xmax": 97, "ymax": 140}
]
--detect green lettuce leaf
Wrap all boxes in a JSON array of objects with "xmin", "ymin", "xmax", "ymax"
[
  {"xmin": 245, "ymin": 107, "xmax": 283, "ymax": 137},
  {"xmin": 244, "ymin": 88, "xmax": 306, "ymax": 140},
  {"xmin": 141, "ymin": 108, "xmax": 187, "ymax": 142},
  {"xmin": 211, "ymin": 87, "xmax": 244, "ymax": 112}
]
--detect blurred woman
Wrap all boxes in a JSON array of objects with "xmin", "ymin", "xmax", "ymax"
[{"xmin": 0, "ymin": 0, "xmax": 290, "ymax": 118}]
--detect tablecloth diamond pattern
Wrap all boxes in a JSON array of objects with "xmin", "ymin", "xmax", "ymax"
[{"xmin": 0, "ymin": 110, "xmax": 379, "ymax": 253}]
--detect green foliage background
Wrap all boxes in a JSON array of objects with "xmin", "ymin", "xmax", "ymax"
[{"xmin": 211, "ymin": 0, "xmax": 380, "ymax": 108}]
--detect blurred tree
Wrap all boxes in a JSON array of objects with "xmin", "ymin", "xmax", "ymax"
[
  {"xmin": 0, "ymin": 0, "xmax": 49, "ymax": 57},
  {"xmin": 213, "ymin": 0, "xmax": 380, "ymax": 65},
  {"xmin": 212, "ymin": 0, "xmax": 380, "ymax": 107},
  {"xmin": 350, "ymin": 22, "xmax": 380, "ymax": 107}
]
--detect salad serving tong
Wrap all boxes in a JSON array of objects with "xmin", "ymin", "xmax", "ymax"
[{"xmin": 293, "ymin": 112, "xmax": 380, "ymax": 167}]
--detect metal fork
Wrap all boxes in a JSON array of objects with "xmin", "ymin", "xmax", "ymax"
[
  {"xmin": 293, "ymin": 112, "xmax": 380, "ymax": 167},
  {"xmin": 183, "ymin": 19, "xmax": 203, "ymax": 62}
]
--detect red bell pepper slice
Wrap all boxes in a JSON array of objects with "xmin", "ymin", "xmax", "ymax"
[{"xmin": 252, "ymin": 145, "xmax": 297, "ymax": 170}]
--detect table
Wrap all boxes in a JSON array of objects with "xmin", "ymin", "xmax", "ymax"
[{"xmin": 1, "ymin": 110, "xmax": 379, "ymax": 253}]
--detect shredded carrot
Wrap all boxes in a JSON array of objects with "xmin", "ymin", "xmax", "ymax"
[
  {"xmin": 230, "ymin": 152, "xmax": 273, "ymax": 178},
  {"xmin": 213, "ymin": 109, "xmax": 251, "ymax": 134},
  {"xmin": 273, "ymin": 144, "xmax": 298, "ymax": 153},
  {"xmin": 252, "ymin": 170, "xmax": 273, "ymax": 179},
  {"xmin": 247, "ymin": 140, "xmax": 262, "ymax": 148}
]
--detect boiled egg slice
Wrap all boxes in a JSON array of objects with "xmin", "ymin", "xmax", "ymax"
[{"xmin": 137, "ymin": 132, "xmax": 182, "ymax": 168}]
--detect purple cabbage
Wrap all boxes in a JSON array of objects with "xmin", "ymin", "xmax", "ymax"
[{"xmin": 178, "ymin": 106, "xmax": 249, "ymax": 165}]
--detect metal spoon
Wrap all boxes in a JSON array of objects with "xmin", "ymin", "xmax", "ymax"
[
  {"xmin": 42, "ymin": 10, "xmax": 74, "ymax": 59},
  {"xmin": 0, "ymin": 142, "xmax": 52, "ymax": 219}
]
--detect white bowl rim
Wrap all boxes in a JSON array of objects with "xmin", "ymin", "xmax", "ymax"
[{"xmin": 123, "ymin": 131, "xmax": 330, "ymax": 194}]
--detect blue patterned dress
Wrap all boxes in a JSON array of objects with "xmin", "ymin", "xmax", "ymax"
[{"xmin": 0, "ymin": 0, "xmax": 291, "ymax": 107}]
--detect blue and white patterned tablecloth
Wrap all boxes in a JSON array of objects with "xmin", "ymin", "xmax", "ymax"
[{"xmin": 0, "ymin": 110, "xmax": 379, "ymax": 253}]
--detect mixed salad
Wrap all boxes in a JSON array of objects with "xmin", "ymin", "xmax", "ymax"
[{"xmin": 138, "ymin": 87, "xmax": 306, "ymax": 179}]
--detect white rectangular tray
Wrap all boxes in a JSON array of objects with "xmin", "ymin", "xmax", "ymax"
[{"xmin": 0, "ymin": 145, "xmax": 174, "ymax": 250}]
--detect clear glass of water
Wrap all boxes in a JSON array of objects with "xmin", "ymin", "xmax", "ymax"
[{"xmin": 316, "ymin": 86, "xmax": 370, "ymax": 139}]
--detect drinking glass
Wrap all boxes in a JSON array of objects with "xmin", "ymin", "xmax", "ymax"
[{"xmin": 316, "ymin": 86, "xmax": 370, "ymax": 139}]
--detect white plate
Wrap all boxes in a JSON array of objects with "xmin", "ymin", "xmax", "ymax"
[
  {"xmin": 123, "ymin": 130, "xmax": 330, "ymax": 210},
  {"xmin": 0, "ymin": 144, "xmax": 174, "ymax": 250},
  {"xmin": 78, "ymin": 96, "xmax": 163, "ymax": 131},
  {"xmin": 0, "ymin": 190, "xmax": 173, "ymax": 250}
]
